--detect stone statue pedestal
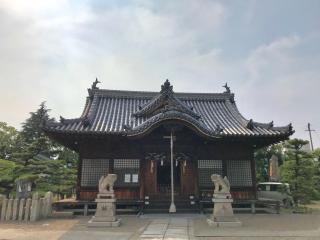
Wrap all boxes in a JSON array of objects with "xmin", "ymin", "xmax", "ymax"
[
  {"xmin": 88, "ymin": 193, "xmax": 121, "ymax": 227},
  {"xmin": 207, "ymin": 193, "xmax": 242, "ymax": 227},
  {"xmin": 87, "ymin": 173, "xmax": 121, "ymax": 228}
]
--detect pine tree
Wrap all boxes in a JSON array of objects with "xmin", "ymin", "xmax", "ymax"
[
  {"xmin": 281, "ymin": 139, "xmax": 316, "ymax": 204},
  {"xmin": 29, "ymin": 148, "xmax": 78, "ymax": 197},
  {"xmin": 13, "ymin": 102, "xmax": 56, "ymax": 166},
  {"xmin": 12, "ymin": 102, "xmax": 78, "ymax": 196}
]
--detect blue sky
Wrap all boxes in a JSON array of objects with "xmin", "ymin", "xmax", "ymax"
[{"xmin": 0, "ymin": 0, "xmax": 319, "ymax": 147}]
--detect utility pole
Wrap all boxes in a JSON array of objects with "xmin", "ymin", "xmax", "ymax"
[{"xmin": 305, "ymin": 123, "xmax": 315, "ymax": 151}]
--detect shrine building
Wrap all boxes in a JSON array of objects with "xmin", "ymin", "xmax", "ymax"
[{"xmin": 44, "ymin": 79, "xmax": 293, "ymax": 210}]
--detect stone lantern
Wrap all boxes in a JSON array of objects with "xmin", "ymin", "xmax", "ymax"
[{"xmin": 16, "ymin": 179, "xmax": 32, "ymax": 199}]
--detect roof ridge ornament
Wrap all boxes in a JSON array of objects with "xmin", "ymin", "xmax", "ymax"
[
  {"xmin": 246, "ymin": 119, "xmax": 254, "ymax": 130},
  {"xmin": 160, "ymin": 79, "xmax": 173, "ymax": 95},
  {"xmin": 91, "ymin": 77, "xmax": 101, "ymax": 90},
  {"xmin": 269, "ymin": 121, "xmax": 274, "ymax": 129},
  {"xmin": 133, "ymin": 79, "xmax": 201, "ymax": 119},
  {"xmin": 222, "ymin": 83, "xmax": 231, "ymax": 93}
]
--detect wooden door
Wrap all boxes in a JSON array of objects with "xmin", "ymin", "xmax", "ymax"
[
  {"xmin": 180, "ymin": 160, "xmax": 197, "ymax": 196},
  {"xmin": 143, "ymin": 159, "xmax": 157, "ymax": 196}
]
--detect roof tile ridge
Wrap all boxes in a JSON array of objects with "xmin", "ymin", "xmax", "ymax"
[
  {"xmin": 224, "ymin": 99, "xmax": 249, "ymax": 126},
  {"xmin": 80, "ymin": 96, "xmax": 92, "ymax": 118},
  {"xmin": 90, "ymin": 88, "xmax": 234, "ymax": 100},
  {"xmin": 91, "ymin": 89, "xmax": 157, "ymax": 98},
  {"xmin": 271, "ymin": 123, "xmax": 294, "ymax": 134},
  {"xmin": 226, "ymin": 97, "xmax": 293, "ymax": 134},
  {"xmin": 49, "ymin": 96, "xmax": 92, "ymax": 129},
  {"xmin": 223, "ymin": 99, "xmax": 249, "ymax": 134},
  {"xmin": 176, "ymin": 92, "xmax": 234, "ymax": 100},
  {"xmin": 85, "ymin": 93, "xmax": 100, "ymax": 125}
]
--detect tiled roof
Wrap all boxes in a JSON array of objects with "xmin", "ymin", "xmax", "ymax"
[{"xmin": 44, "ymin": 80, "xmax": 293, "ymax": 138}]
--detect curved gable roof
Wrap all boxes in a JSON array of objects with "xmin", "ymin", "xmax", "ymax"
[{"xmin": 44, "ymin": 80, "xmax": 294, "ymax": 139}]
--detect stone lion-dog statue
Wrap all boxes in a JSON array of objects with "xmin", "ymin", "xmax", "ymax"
[
  {"xmin": 211, "ymin": 174, "xmax": 230, "ymax": 194},
  {"xmin": 98, "ymin": 174, "xmax": 117, "ymax": 193}
]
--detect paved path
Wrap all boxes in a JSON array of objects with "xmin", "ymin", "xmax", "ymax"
[{"xmin": 140, "ymin": 218, "xmax": 191, "ymax": 239}]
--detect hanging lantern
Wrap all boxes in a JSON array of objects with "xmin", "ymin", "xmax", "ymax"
[
  {"xmin": 150, "ymin": 160, "xmax": 154, "ymax": 173},
  {"xmin": 183, "ymin": 160, "xmax": 187, "ymax": 174},
  {"xmin": 176, "ymin": 160, "xmax": 178, "ymax": 167},
  {"xmin": 161, "ymin": 159, "xmax": 164, "ymax": 166}
]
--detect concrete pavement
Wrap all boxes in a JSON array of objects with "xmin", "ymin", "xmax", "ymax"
[{"xmin": 0, "ymin": 213, "xmax": 319, "ymax": 239}]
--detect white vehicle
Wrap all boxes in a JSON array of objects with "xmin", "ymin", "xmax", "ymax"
[{"xmin": 257, "ymin": 182, "xmax": 294, "ymax": 207}]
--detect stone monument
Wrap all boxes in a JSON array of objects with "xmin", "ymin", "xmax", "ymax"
[
  {"xmin": 88, "ymin": 174, "xmax": 121, "ymax": 227},
  {"xmin": 269, "ymin": 155, "xmax": 280, "ymax": 182},
  {"xmin": 207, "ymin": 174, "xmax": 242, "ymax": 227}
]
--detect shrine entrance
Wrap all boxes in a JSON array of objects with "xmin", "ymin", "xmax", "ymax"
[{"xmin": 156, "ymin": 160, "xmax": 181, "ymax": 196}]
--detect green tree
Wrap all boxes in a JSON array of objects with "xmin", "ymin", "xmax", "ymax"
[
  {"xmin": 314, "ymin": 148, "xmax": 320, "ymax": 161},
  {"xmin": 0, "ymin": 159, "xmax": 22, "ymax": 195},
  {"xmin": 0, "ymin": 122, "xmax": 20, "ymax": 160},
  {"xmin": 13, "ymin": 102, "xmax": 57, "ymax": 166},
  {"xmin": 23, "ymin": 148, "xmax": 78, "ymax": 197},
  {"xmin": 281, "ymin": 139, "xmax": 317, "ymax": 204},
  {"xmin": 12, "ymin": 102, "xmax": 78, "ymax": 196},
  {"xmin": 312, "ymin": 148, "xmax": 320, "ymax": 199},
  {"xmin": 0, "ymin": 104, "xmax": 78, "ymax": 197}
]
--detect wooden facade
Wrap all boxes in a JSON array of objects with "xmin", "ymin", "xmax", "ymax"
[{"xmin": 44, "ymin": 80, "xmax": 293, "ymax": 208}]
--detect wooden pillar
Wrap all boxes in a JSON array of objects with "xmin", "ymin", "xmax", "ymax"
[
  {"xmin": 193, "ymin": 159, "xmax": 199, "ymax": 198},
  {"xmin": 139, "ymin": 158, "xmax": 145, "ymax": 199},
  {"xmin": 76, "ymin": 153, "xmax": 83, "ymax": 200},
  {"xmin": 222, "ymin": 142, "xmax": 228, "ymax": 179},
  {"xmin": 250, "ymin": 146, "xmax": 257, "ymax": 199}
]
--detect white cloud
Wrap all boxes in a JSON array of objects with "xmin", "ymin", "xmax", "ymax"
[
  {"xmin": 246, "ymin": 35, "xmax": 300, "ymax": 80},
  {"xmin": 236, "ymin": 34, "xmax": 320, "ymax": 147},
  {"xmin": 0, "ymin": 0, "xmax": 319, "ymax": 148},
  {"xmin": 0, "ymin": 0, "xmax": 227, "ymax": 126}
]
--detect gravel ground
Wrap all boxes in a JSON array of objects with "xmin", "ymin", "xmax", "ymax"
[{"xmin": 0, "ymin": 219, "xmax": 79, "ymax": 240}]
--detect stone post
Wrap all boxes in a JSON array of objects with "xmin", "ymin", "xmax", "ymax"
[
  {"xmin": 0, "ymin": 194, "xmax": 4, "ymax": 216},
  {"xmin": 39, "ymin": 198, "xmax": 44, "ymax": 219},
  {"xmin": 38, "ymin": 198, "xmax": 42, "ymax": 219},
  {"xmin": 30, "ymin": 193, "xmax": 40, "ymax": 221},
  {"xmin": 1, "ymin": 198, "xmax": 8, "ymax": 221},
  {"xmin": 5, "ymin": 198, "xmax": 13, "ymax": 221},
  {"xmin": 24, "ymin": 198, "xmax": 32, "ymax": 221},
  {"xmin": 44, "ymin": 191, "xmax": 53, "ymax": 218},
  {"xmin": 18, "ymin": 198, "xmax": 25, "ymax": 221},
  {"xmin": 12, "ymin": 198, "xmax": 19, "ymax": 220}
]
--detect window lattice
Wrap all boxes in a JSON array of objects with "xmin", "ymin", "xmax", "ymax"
[
  {"xmin": 198, "ymin": 160, "xmax": 223, "ymax": 187},
  {"xmin": 114, "ymin": 159, "xmax": 139, "ymax": 169},
  {"xmin": 226, "ymin": 160, "xmax": 252, "ymax": 186},
  {"xmin": 81, "ymin": 159, "xmax": 109, "ymax": 186},
  {"xmin": 114, "ymin": 159, "xmax": 140, "ymax": 186},
  {"xmin": 198, "ymin": 160, "xmax": 222, "ymax": 169}
]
